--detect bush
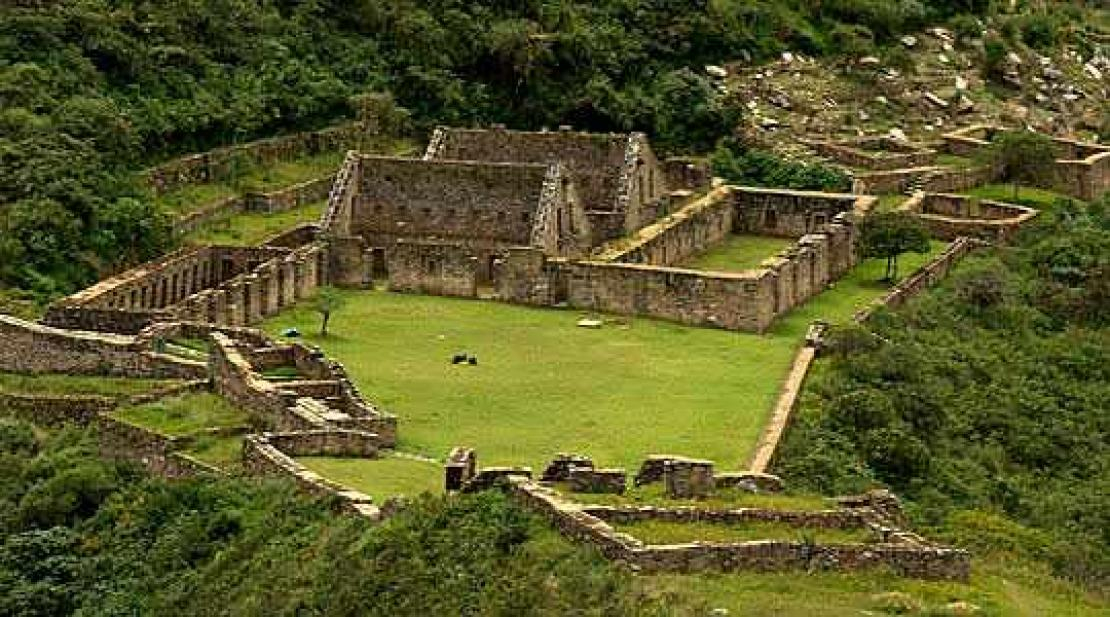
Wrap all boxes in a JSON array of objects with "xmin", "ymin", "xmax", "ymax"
[{"xmin": 711, "ymin": 139, "xmax": 851, "ymax": 191}]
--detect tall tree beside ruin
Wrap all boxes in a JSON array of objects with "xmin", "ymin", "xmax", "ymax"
[
  {"xmin": 312, "ymin": 287, "xmax": 346, "ymax": 336},
  {"xmin": 983, "ymin": 130, "xmax": 1057, "ymax": 200},
  {"xmin": 858, "ymin": 212, "xmax": 931, "ymax": 282}
]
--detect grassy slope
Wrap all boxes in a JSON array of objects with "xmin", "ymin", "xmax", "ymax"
[
  {"xmin": 0, "ymin": 372, "xmax": 180, "ymax": 397},
  {"xmin": 296, "ymin": 454, "xmax": 443, "ymax": 501},
  {"xmin": 681, "ymin": 234, "xmax": 795, "ymax": 272},
  {"xmin": 566, "ymin": 484, "xmax": 831, "ymax": 511},
  {"xmin": 112, "ymin": 392, "xmax": 249, "ymax": 436},
  {"xmin": 185, "ymin": 199, "xmax": 325, "ymax": 246},
  {"xmin": 644, "ymin": 555, "xmax": 1106, "ymax": 616}
]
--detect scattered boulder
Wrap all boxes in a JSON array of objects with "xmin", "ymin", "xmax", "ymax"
[
  {"xmin": 900, "ymin": 35, "xmax": 917, "ymax": 48},
  {"xmin": 937, "ymin": 601, "xmax": 982, "ymax": 616},
  {"xmin": 922, "ymin": 92, "xmax": 949, "ymax": 109},
  {"xmin": 870, "ymin": 591, "xmax": 921, "ymax": 614},
  {"xmin": 577, "ymin": 317, "xmax": 603, "ymax": 328},
  {"xmin": 541, "ymin": 453, "xmax": 594, "ymax": 482},
  {"xmin": 859, "ymin": 56, "xmax": 881, "ymax": 67},
  {"xmin": 705, "ymin": 64, "xmax": 728, "ymax": 79}
]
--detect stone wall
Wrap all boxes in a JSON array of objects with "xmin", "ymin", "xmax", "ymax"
[
  {"xmin": 172, "ymin": 175, "xmax": 334, "ymax": 236},
  {"xmin": 47, "ymin": 243, "xmax": 327, "ymax": 333},
  {"xmin": 942, "ymin": 125, "xmax": 1110, "ymax": 200},
  {"xmin": 596, "ymin": 186, "xmax": 733, "ymax": 266},
  {"xmin": 851, "ymin": 165, "xmax": 1002, "ymax": 195},
  {"xmin": 901, "ymin": 193, "xmax": 1037, "ymax": 242},
  {"xmin": 732, "ymin": 187, "xmax": 874, "ymax": 237},
  {"xmin": 387, "ymin": 241, "xmax": 478, "ymax": 297},
  {"xmin": 502, "ymin": 477, "xmax": 970, "ymax": 581},
  {"xmin": 142, "ymin": 122, "xmax": 370, "ymax": 195},
  {"xmin": 0, "ymin": 315, "xmax": 206, "ymax": 379},
  {"xmin": 242, "ymin": 431, "xmax": 381, "ymax": 518},
  {"xmin": 810, "ymin": 137, "xmax": 937, "ymax": 171},
  {"xmin": 0, "ymin": 393, "xmax": 117, "ymax": 426}
]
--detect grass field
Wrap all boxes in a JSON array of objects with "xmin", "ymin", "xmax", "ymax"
[
  {"xmin": 964, "ymin": 183, "xmax": 1074, "ymax": 209},
  {"xmin": 112, "ymin": 392, "xmax": 250, "ymax": 437},
  {"xmin": 183, "ymin": 434, "xmax": 245, "ymax": 469},
  {"xmin": 263, "ymin": 244, "xmax": 947, "ymax": 474},
  {"xmin": 643, "ymin": 555, "xmax": 1107, "ymax": 616},
  {"xmin": 615, "ymin": 519, "xmax": 872, "ymax": 544},
  {"xmin": 185, "ymin": 200, "xmax": 325, "ymax": 246},
  {"xmin": 296, "ymin": 454, "xmax": 443, "ymax": 501},
  {"xmin": 0, "ymin": 372, "xmax": 180, "ymax": 397},
  {"xmin": 682, "ymin": 234, "xmax": 795, "ymax": 272}
]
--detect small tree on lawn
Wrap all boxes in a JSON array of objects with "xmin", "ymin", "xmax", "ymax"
[
  {"xmin": 312, "ymin": 287, "xmax": 345, "ymax": 336},
  {"xmin": 981, "ymin": 130, "xmax": 1057, "ymax": 200},
  {"xmin": 859, "ymin": 212, "xmax": 931, "ymax": 282}
]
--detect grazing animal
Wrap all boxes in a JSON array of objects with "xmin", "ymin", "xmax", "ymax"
[
  {"xmin": 451, "ymin": 354, "xmax": 467, "ymax": 364},
  {"xmin": 467, "ymin": 356, "xmax": 478, "ymax": 366}
]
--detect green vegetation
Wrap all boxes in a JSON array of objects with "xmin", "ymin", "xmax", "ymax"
[
  {"xmin": 770, "ymin": 241, "xmax": 947, "ymax": 338},
  {"xmin": 112, "ymin": 392, "xmax": 250, "ymax": 437},
  {"xmin": 979, "ymin": 131, "xmax": 1058, "ymax": 200},
  {"xmin": 682, "ymin": 234, "xmax": 794, "ymax": 273},
  {"xmin": 566, "ymin": 483, "xmax": 832, "ymax": 511},
  {"xmin": 964, "ymin": 183, "xmax": 1070, "ymax": 209},
  {"xmin": 0, "ymin": 420, "xmax": 675, "ymax": 616},
  {"xmin": 858, "ymin": 212, "xmax": 932, "ymax": 281},
  {"xmin": 711, "ymin": 139, "xmax": 852, "ymax": 192},
  {"xmin": 646, "ymin": 555, "xmax": 1107, "ymax": 616},
  {"xmin": 182, "ymin": 434, "xmax": 245, "ymax": 470},
  {"xmin": 297, "ymin": 454, "xmax": 443, "ymax": 502},
  {"xmin": 935, "ymin": 153, "xmax": 976, "ymax": 169},
  {"xmin": 614, "ymin": 519, "xmax": 872, "ymax": 545},
  {"xmin": 778, "ymin": 196, "xmax": 1110, "ymax": 587},
  {"xmin": 0, "ymin": 372, "xmax": 178, "ymax": 398},
  {"xmin": 185, "ymin": 200, "xmax": 325, "ymax": 247}
]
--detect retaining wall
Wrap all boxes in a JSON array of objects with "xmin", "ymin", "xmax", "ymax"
[
  {"xmin": 902, "ymin": 193, "xmax": 1037, "ymax": 242},
  {"xmin": 173, "ymin": 175, "xmax": 333, "ymax": 236},
  {"xmin": 854, "ymin": 237, "xmax": 985, "ymax": 322}
]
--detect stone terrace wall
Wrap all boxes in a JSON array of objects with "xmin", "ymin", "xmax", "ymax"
[
  {"xmin": 902, "ymin": 193, "xmax": 1037, "ymax": 242},
  {"xmin": 0, "ymin": 314, "xmax": 205, "ymax": 379},
  {"xmin": 942, "ymin": 125, "xmax": 1110, "ymax": 200},
  {"xmin": 173, "ymin": 174, "xmax": 334, "ymax": 236},
  {"xmin": 142, "ymin": 122, "xmax": 368, "ymax": 195},
  {"xmin": 854, "ymin": 237, "xmax": 984, "ymax": 321},
  {"xmin": 851, "ymin": 165, "xmax": 1002, "ymax": 195},
  {"xmin": 810, "ymin": 137, "xmax": 937, "ymax": 171},
  {"xmin": 503, "ymin": 477, "xmax": 969, "ymax": 581}
]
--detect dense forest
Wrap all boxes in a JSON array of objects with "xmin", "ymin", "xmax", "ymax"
[
  {"xmin": 778, "ymin": 193, "xmax": 1110, "ymax": 588},
  {"xmin": 1, "ymin": 0, "xmax": 994, "ymax": 295}
]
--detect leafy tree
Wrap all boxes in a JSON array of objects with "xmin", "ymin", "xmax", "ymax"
[
  {"xmin": 312, "ymin": 286, "xmax": 346, "ymax": 336},
  {"xmin": 858, "ymin": 212, "xmax": 931, "ymax": 281},
  {"xmin": 982, "ymin": 130, "xmax": 1058, "ymax": 200}
]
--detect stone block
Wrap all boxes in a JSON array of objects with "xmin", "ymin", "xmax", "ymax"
[{"xmin": 664, "ymin": 458, "xmax": 715, "ymax": 499}]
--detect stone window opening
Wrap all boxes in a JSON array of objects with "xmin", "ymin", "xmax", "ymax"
[
  {"xmin": 422, "ymin": 207, "xmax": 432, "ymax": 219},
  {"xmin": 813, "ymin": 212, "xmax": 828, "ymax": 230},
  {"xmin": 765, "ymin": 208, "xmax": 778, "ymax": 230}
]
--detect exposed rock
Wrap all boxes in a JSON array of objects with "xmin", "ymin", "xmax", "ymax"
[
  {"xmin": 923, "ymin": 92, "xmax": 949, "ymax": 109},
  {"xmin": 888, "ymin": 128, "xmax": 908, "ymax": 142},
  {"xmin": 781, "ymin": 51, "xmax": 794, "ymax": 64},
  {"xmin": 1007, "ymin": 51, "xmax": 1023, "ymax": 66},
  {"xmin": 859, "ymin": 56, "xmax": 881, "ymax": 67},
  {"xmin": 938, "ymin": 601, "xmax": 982, "ymax": 616},
  {"xmin": 1084, "ymin": 64, "xmax": 1103, "ymax": 81},
  {"xmin": 900, "ymin": 35, "xmax": 917, "ymax": 48},
  {"xmin": 955, "ymin": 76, "xmax": 969, "ymax": 91},
  {"xmin": 705, "ymin": 64, "xmax": 728, "ymax": 79},
  {"xmin": 938, "ymin": 53, "xmax": 950, "ymax": 65}
]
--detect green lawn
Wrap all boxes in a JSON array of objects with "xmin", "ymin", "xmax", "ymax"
[
  {"xmin": 569, "ymin": 483, "xmax": 832, "ymax": 511},
  {"xmin": 935, "ymin": 153, "xmax": 976, "ymax": 169},
  {"xmin": 266, "ymin": 291, "xmax": 799, "ymax": 471},
  {"xmin": 112, "ymin": 392, "xmax": 250, "ymax": 437},
  {"xmin": 0, "ymin": 372, "xmax": 180, "ymax": 398},
  {"xmin": 296, "ymin": 454, "xmax": 443, "ymax": 501},
  {"xmin": 182, "ymin": 434, "xmax": 244, "ymax": 469},
  {"xmin": 185, "ymin": 199, "xmax": 325, "ymax": 246},
  {"xmin": 615, "ymin": 519, "xmax": 872, "ymax": 545},
  {"xmin": 964, "ymin": 183, "xmax": 1075, "ymax": 209},
  {"xmin": 682, "ymin": 234, "xmax": 796, "ymax": 273},
  {"xmin": 876, "ymin": 193, "xmax": 910, "ymax": 212},
  {"xmin": 644, "ymin": 556, "xmax": 1107, "ymax": 616},
  {"xmin": 768, "ymin": 240, "xmax": 947, "ymax": 339}
]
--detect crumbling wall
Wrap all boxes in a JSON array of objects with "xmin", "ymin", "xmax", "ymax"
[
  {"xmin": 901, "ymin": 193, "xmax": 1037, "ymax": 242},
  {"xmin": 597, "ymin": 187, "xmax": 734, "ymax": 267},
  {"xmin": 733, "ymin": 187, "xmax": 873, "ymax": 237}
]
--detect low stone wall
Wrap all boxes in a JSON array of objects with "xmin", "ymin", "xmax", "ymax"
[
  {"xmin": 260, "ymin": 429, "xmax": 381, "ymax": 458},
  {"xmin": 0, "ymin": 392, "xmax": 117, "ymax": 426},
  {"xmin": 854, "ymin": 237, "xmax": 985, "ymax": 322},
  {"xmin": 173, "ymin": 175, "xmax": 334, "ymax": 236},
  {"xmin": 852, "ymin": 165, "xmax": 1001, "ymax": 195},
  {"xmin": 0, "ymin": 314, "xmax": 206, "ymax": 379},
  {"xmin": 809, "ymin": 137, "xmax": 937, "ymax": 171},
  {"xmin": 242, "ymin": 431, "xmax": 381, "ymax": 518},
  {"xmin": 387, "ymin": 240, "xmax": 479, "ymax": 297},
  {"xmin": 582, "ymin": 505, "xmax": 870, "ymax": 529},
  {"xmin": 142, "ymin": 122, "xmax": 369, "ymax": 195},
  {"xmin": 901, "ymin": 193, "xmax": 1037, "ymax": 242},
  {"xmin": 732, "ymin": 187, "xmax": 874, "ymax": 237},
  {"xmin": 96, "ymin": 414, "xmax": 223, "ymax": 478},
  {"xmin": 502, "ymin": 477, "xmax": 969, "ymax": 580}
]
